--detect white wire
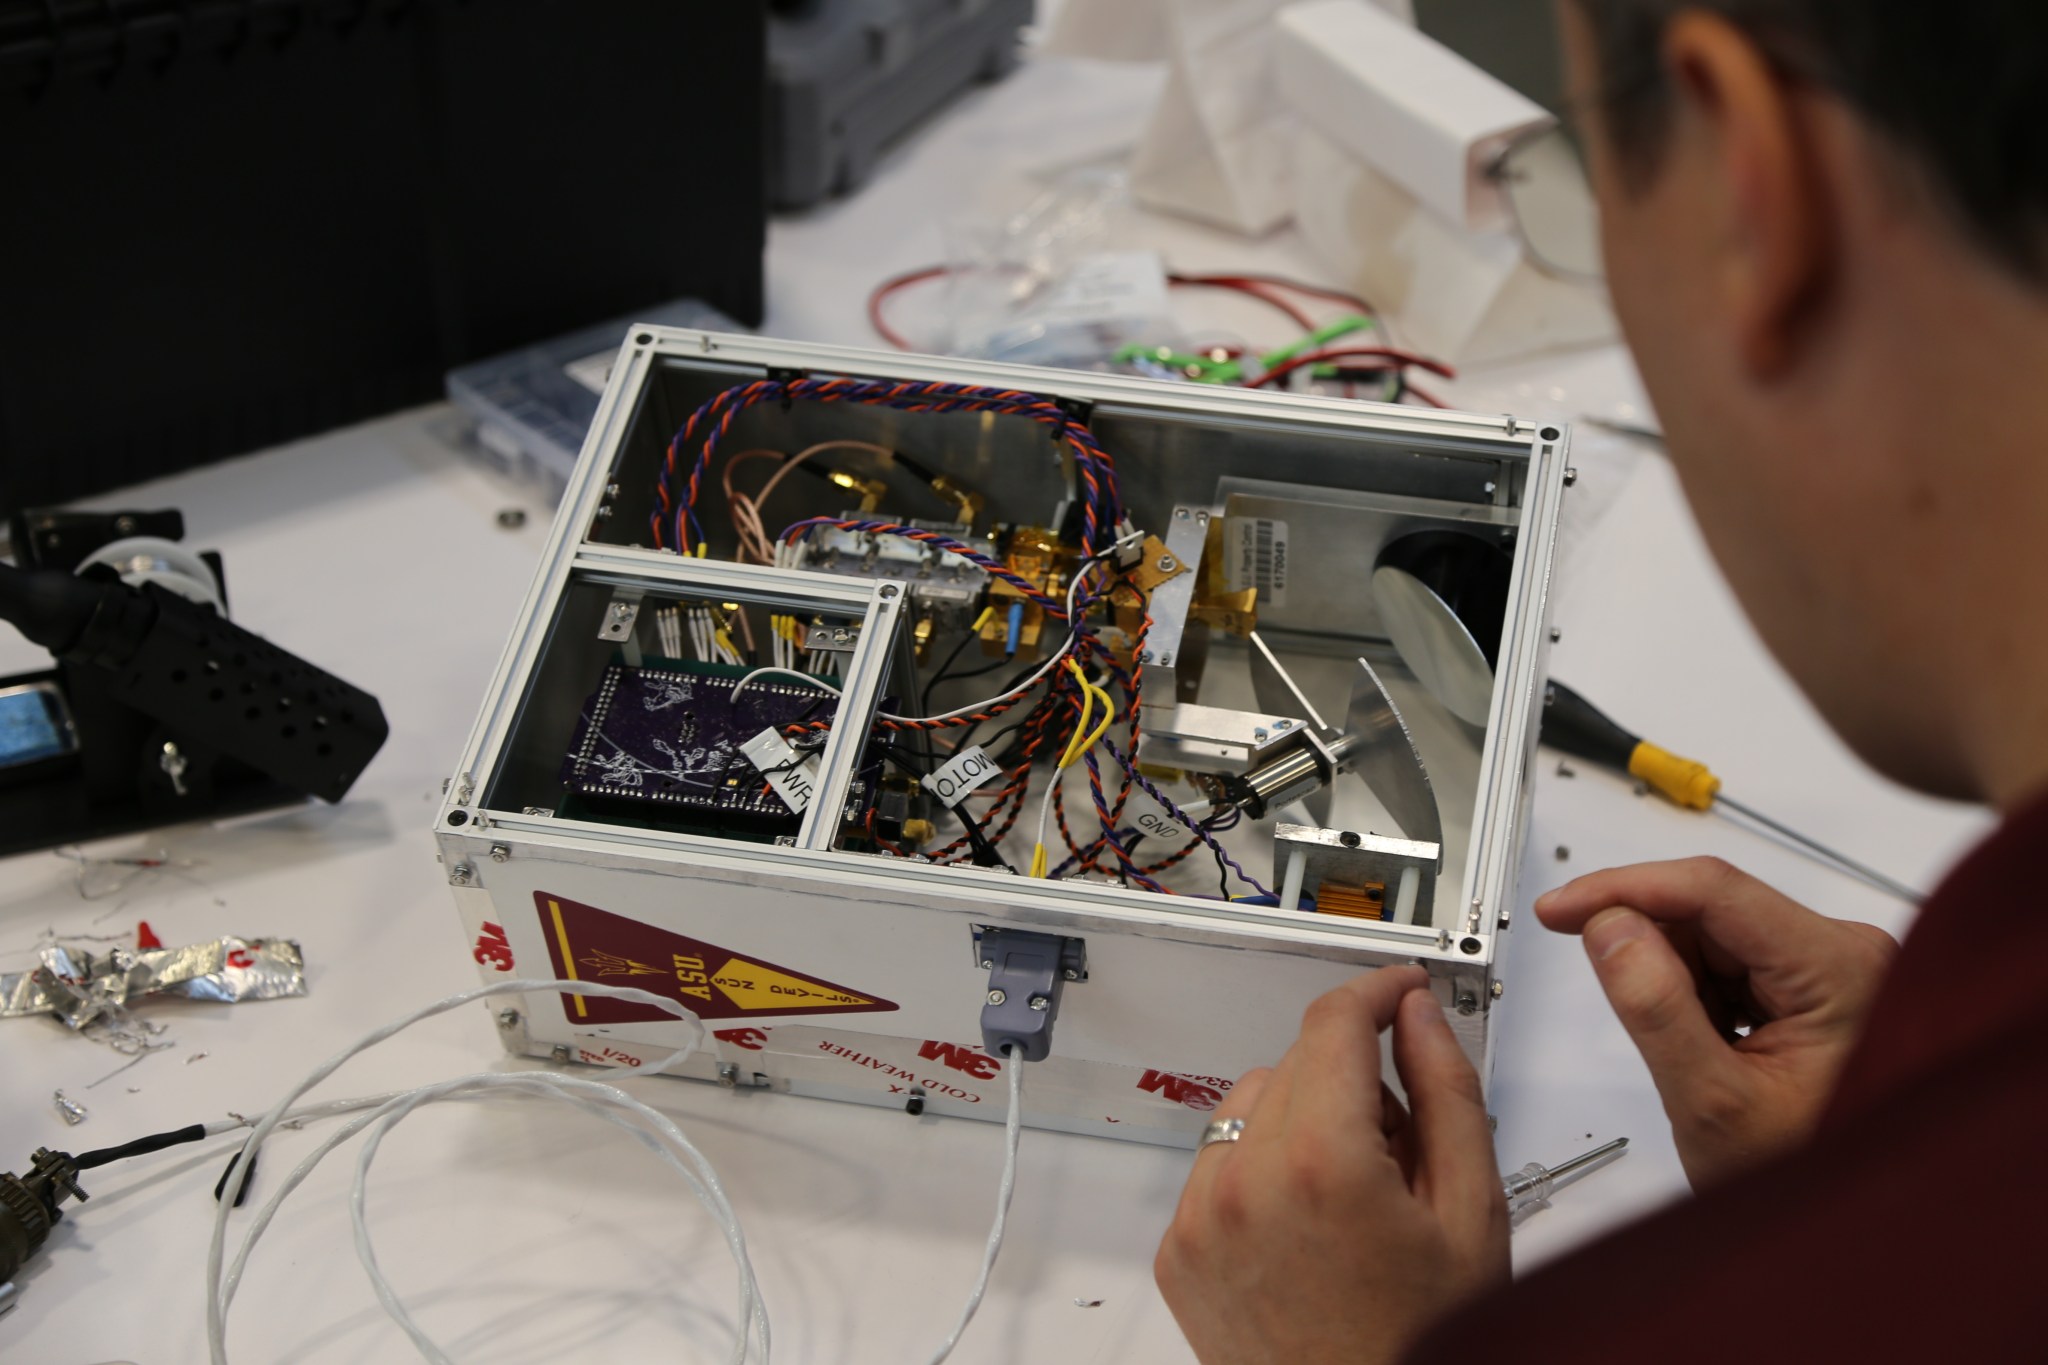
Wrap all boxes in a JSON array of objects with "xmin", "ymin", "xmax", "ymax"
[
  {"xmin": 200, "ymin": 979, "xmax": 1031, "ymax": 1365},
  {"xmin": 729, "ymin": 533, "xmax": 1140, "ymax": 727},
  {"xmin": 204, "ymin": 978, "xmax": 767, "ymax": 1365},
  {"xmin": 925, "ymin": 1046, "xmax": 1025, "ymax": 1365}
]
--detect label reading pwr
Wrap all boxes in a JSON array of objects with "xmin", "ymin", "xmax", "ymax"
[{"xmin": 740, "ymin": 727, "xmax": 819, "ymax": 814}]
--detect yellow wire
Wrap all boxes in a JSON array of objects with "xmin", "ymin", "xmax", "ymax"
[
  {"xmin": 1058, "ymin": 661, "xmax": 1116, "ymax": 770},
  {"xmin": 1057, "ymin": 660, "xmax": 1098, "ymax": 769}
]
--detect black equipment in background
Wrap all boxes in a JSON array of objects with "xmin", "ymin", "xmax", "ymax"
[
  {"xmin": 0, "ymin": 509, "xmax": 389, "ymax": 854},
  {"xmin": 0, "ymin": 0, "xmax": 768, "ymax": 509}
]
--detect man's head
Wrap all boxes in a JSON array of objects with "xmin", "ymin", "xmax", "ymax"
[{"xmin": 1559, "ymin": 0, "xmax": 2048, "ymax": 804}]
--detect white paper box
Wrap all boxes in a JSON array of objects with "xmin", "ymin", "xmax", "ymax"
[
  {"xmin": 1275, "ymin": 0, "xmax": 1547, "ymax": 231},
  {"xmin": 1291, "ymin": 123, "xmax": 1615, "ymax": 366}
]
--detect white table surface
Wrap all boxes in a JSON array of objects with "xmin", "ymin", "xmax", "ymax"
[{"xmin": 0, "ymin": 38, "xmax": 1991, "ymax": 1365}]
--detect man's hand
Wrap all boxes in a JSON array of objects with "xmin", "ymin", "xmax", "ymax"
[
  {"xmin": 1154, "ymin": 967, "xmax": 1508, "ymax": 1365},
  {"xmin": 1536, "ymin": 857, "xmax": 1897, "ymax": 1188}
]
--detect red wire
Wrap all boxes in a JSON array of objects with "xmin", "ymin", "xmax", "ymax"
[
  {"xmin": 867, "ymin": 265, "xmax": 951, "ymax": 351},
  {"xmin": 1172, "ymin": 271, "xmax": 1377, "ymax": 316},
  {"xmin": 870, "ymin": 265, "xmax": 1341, "ymax": 351},
  {"xmin": 1165, "ymin": 274, "xmax": 1318, "ymax": 331},
  {"xmin": 866, "ymin": 266, "xmax": 1452, "ymax": 404},
  {"xmin": 1248, "ymin": 346, "xmax": 1457, "ymax": 391}
]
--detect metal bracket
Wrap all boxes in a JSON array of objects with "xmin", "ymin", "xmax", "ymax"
[
  {"xmin": 598, "ymin": 595, "xmax": 641, "ymax": 642},
  {"xmin": 1142, "ymin": 703, "xmax": 1301, "ymax": 775},
  {"xmin": 974, "ymin": 927, "xmax": 1086, "ymax": 1063},
  {"xmin": 805, "ymin": 622, "xmax": 861, "ymax": 653},
  {"xmin": 1272, "ymin": 822, "xmax": 1440, "ymax": 925}
]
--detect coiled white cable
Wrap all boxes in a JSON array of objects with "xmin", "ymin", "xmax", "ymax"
[
  {"xmin": 204, "ymin": 979, "xmax": 767, "ymax": 1365},
  {"xmin": 202, "ymin": 978, "xmax": 1030, "ymax": 1365}
]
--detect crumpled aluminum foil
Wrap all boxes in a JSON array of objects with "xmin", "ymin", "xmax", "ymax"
[{"xmin": 0, "ymin": 937, "xmax": 306, "ymax": 1029}]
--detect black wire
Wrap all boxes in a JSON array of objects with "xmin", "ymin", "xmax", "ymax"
[
  {"xmin": 74, "ymin": 1123, "xmax": 209, "ymax": 1170},
  {"xmin": 949, "ymin": 658, "xmax": 1061, "ymax": 761},
  {"xmin": 214, "ymin": 1141, "xmax": 259, "ymax": 1207},
  {"xmin": 921, "ymin": 626, "xmax": 997, "ymax": 717},
  {"xmin": 881, "ymin": 746, "xmax": 1011, "ymax": 871}
]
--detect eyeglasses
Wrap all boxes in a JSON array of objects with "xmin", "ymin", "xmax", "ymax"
[{"xmin": 1487, "ymin": 121, "xmax": 1605, "ymax": 285}]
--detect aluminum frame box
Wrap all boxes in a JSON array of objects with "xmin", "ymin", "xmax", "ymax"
[{"xmin": 437, "ymin": 329, "xmax": 1565, "ymax": 1146}]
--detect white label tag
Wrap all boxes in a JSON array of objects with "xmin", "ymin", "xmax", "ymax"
[
  {"xmin": 1224, "ymin": 517, "xmax": 1289, "ymax": 607},
  {"xmin": 741, "ymin": 728, "xmax": 820, "ymax": 814},
  {"xmin": 1128, "ymin": 788, "xmax": 1210, "ymax": 845},
  {"xmin": 921, "ymin": 745, "xmax": 999, "ymax": 807}
]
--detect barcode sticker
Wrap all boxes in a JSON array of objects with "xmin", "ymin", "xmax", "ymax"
[
  {"xmin": 1225, "ymin": 517, "xmax": 1289, "ymax": 607},
  {"xmin": 921, "ymin": 745, "xmax": 999, "ymax": 807},
  {"xmin": 741, "ymin": 728, "xmax": 820, "ymax": 814}
]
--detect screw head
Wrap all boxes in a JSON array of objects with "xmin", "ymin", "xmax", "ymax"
[
  {"xmin": 1159, "ymin": 652, "xmax": 1175, "ymax": 667},
  {"xmin": 987, "ymin": 989, "xmax": 1007, "ymax": 1006},
  {"xmin": 1563, "ymin": 466, "xmax": 1579, "ymax": 487},
  {"xmin": 551, "ymin": 1045, "xmax": 572, "ymax": 1063},
  {"xmin": 489, "ymin": 844, "xmax": 510, "ymax": 863},
  {"xmin": 1062, "ymin": 968, "xmax": 1079, "ymax": 981},
  {"xmin": 981, "ymin": 959, "xmax": 994, "ymax": 969},
  {"xmin": 1549, "ymin": 626, "xmax": 1563, "ymax": 643},
  {"xmin": 1490, "ymin": 980, "xmax": 1506, "ymax": 1000},
  {"xmin": 1028, "ymin": 995, "xmax": 1050, "ymax": 1011},
  {"xmin": 1253, "ymin": 727, "xmax": 1268, "ymax": 742},
  {"xmin": 449, "ymin": 862, "xmax": 474, "ymax": 884},
  {"xmin": 496, "ymin": 1008, "xmax": 521, "ymax": 1028},
  {"xmin": 1455, "ymin": 993, "xmax": 1479, "ymax": 1016},
  {"xmin": 612, "ymin": 603, "xmax": 630, "ymax": 616},
  {"xmin": 1157, "ymin": 554, "xmax": 1177, "ymax": 572},
  {"xmin": 1275, "ymin": 719, "xmax": 1292, "ymax": 730}
]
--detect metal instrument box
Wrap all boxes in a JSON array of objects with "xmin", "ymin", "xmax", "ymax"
[{"xmin": 437, "ymin": 329, "xmax": 1565, "ymax": 1146}]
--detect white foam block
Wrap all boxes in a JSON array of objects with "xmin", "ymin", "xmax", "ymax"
[{"xmin": 1274, "ymin": 0, "xmax": 1548, "ymax": 230}]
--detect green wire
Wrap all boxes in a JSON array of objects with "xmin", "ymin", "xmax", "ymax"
[{"xmin": 1115, "ymin": 312, "xmax": 1378, "ymax": 385}]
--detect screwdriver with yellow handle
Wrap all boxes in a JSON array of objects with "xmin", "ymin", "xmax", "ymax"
[{"xmin": 1542, "ymin": 681, "xmax": 1922, "ymax": 904}]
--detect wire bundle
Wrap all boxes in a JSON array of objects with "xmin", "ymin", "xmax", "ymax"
[
  {"xmin": 180, "ymin": 977, "xmax": 1027, "ymax": 1364},
  {"xmin": 653, "ymin": 377, "xmax": 1123, "ymax": 564}
]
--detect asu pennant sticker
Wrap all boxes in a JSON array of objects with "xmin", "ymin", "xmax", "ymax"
[{"xmin": 536, "ymin": 891, "xmax": 898, "ymax": 1024}]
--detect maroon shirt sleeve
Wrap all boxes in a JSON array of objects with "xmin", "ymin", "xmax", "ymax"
[{"xmin": 1405, "ymin": 789, "xmax": 2048, "ymax": 1365}]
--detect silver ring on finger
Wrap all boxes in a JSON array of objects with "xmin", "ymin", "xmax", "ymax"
[{"xmin": 1198, "ymin": 1117, "xmax": 1246, "ymax": 1151}]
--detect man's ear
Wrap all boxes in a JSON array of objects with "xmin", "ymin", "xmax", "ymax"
[{"xmin": 1662, "ymin": 12, "xmax": 1832, "ymax": 378}]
